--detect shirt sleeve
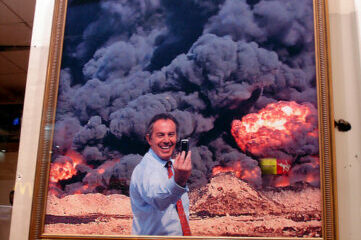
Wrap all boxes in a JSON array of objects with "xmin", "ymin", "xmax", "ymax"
[{"xmin": 136, "ymin": 167, "xmax": 187, "ymax": 211}]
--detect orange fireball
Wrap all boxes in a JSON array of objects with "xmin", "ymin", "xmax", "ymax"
[
  {"xmin": 49, "ymin": 150, "xmax": 83, "ymax": 183},
  {"xmin": 231, "ymin": 101, "xmax": 318, "ymax": 156}
]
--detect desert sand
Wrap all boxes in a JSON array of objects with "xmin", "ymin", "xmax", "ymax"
[{"xmin": 45, "ymin": 174, "xmax": 321, "ymax": 237}]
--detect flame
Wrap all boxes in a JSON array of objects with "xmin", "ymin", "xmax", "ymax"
[
  {"xmin": 274, "ymin": 175, "xmax": 290, "ymax": 187},
  {"xmin": 48, "ymin": 152, "xmax": 122, "ymax": 196},
  {"xmin": 212, "ymin": 164, "xmax": 242, "ymax": 178},
  {"xmin": 241, "ymin": 168, "xmax": 259, "ymax": 180},
  {"xmin": 95, "ymin": 158, "xmax": 120, "ymax": 176},
  {"xmin": 212, "ymin": 162, "xmax": 259, "ymax": 183},
  {"xmin": 68, "ymin": 158, "xmax": 122, "ymax": 195},
  {"xmin": 307, "ymin": 129, "xmax": 318, "ymax": 138},
  {"xmin": 303, "ymin": 157, "xmax": 320, "ymax": 185},
  {"xmin": 231, "ymin": 101, "xmax": 318, "ymax": 156},
  {"xmin": 47, "ymin": 183, "xmax": 63, "ymax": 196},
  {"xmin": 49, "ymin": 150, "xmax": 83, "ymax": 183},
  {"xmin": 305, "ymin": 173, "xmax": 316, "ymax": 184}
]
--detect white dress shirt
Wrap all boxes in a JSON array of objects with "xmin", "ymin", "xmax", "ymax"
[{"xmin": 130, "ymin": 149, "xmax": 189, "ymax": 235}]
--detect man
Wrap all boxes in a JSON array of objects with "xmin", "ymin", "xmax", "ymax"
[{"xmin": 130, "ymin": 113, "xmax": 192, "ymax": 236}]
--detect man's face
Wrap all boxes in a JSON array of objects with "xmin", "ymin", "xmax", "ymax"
[{"xmin": 146, "ymin": 119, "xmax": 177, "ymax": 160}]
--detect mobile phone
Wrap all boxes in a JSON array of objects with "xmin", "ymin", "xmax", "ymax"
[{"xmin": 181, "ymin": 139, "xmax": 189, "ymax": 157}]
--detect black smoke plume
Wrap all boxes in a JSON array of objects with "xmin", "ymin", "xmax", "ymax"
[{"xmin": 51, "ymin": 0, "xmax": 318, "ymax": 196}]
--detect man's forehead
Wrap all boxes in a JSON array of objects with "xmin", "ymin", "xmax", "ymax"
[{"xmin": 152, "ymin": 119, "xmax": 176, "ymax": 132}]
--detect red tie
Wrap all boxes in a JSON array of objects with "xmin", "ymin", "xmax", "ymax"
[{"xmin": 166, "ymin": 161, "xmax": 191, "ymax": 236}]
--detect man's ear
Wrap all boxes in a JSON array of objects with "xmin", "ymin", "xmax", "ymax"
[{"xmin": 145, "ymin": 134, "xmax": 151, "ymax": 144}]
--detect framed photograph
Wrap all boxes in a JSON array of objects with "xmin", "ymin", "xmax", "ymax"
[{"xmin": 29, "ymin": 0, "xmax": 337, "ymax": 239}]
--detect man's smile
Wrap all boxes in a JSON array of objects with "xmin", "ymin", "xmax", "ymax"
[{"xmin": 159, "ymin": 144, "xmax": 173, "ymax": 150}]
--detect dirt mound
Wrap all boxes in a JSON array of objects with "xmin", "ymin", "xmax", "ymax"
[
  {"xmin": 190, "ymin": 173, "xmax": 281, "ymax": 216},
  {"xmin": 46, "ymin": 193, "xmax": 131, "ymax": 216}
]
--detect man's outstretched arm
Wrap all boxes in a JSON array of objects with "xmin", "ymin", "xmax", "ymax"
[
  {"xmin": 132, "ymin": 151, "xmax": 192, "ymax": 210},
  {"xmin": 173, "ymin": 151, "xmax": 192, "ymax": 187}
]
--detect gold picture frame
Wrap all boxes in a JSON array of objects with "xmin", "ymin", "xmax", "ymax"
[{"xmin": 29, "ymin": 0, "xmax": 337, "ymax": 239}]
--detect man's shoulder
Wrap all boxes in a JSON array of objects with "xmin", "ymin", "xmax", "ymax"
[
  {"xmin": 130, "ymin": 152, "xmax": 164, "ymax": 191},
  {"xmin": 132, "ymin": 151, "xmax": 160, "ymax": 176}
]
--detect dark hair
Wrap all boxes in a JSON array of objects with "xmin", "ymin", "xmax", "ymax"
[{"xmin": 146, "ymin": 113, "xmax": 179, "ymax": 138}]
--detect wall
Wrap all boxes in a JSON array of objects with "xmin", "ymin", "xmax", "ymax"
[
  {"xmin": 328, "ymin": 0, "xmax": 361, "ymax": 239},
  {"xmin": 8, "ymin": 0, "xmax": 361, "ymax": 239}
]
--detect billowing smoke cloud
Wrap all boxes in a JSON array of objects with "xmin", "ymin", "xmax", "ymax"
[
  {"xmin": 204, "ymin": 0, "xmax": 264, "ymax": 41},
  {"xmin": 53, "ymin": 117, "xmax": 81, "ymax": 154},
  {"xmin": 50, "ymin": 0, "xmax": 318, "ymax": 196},
  {"xmin": 70, "ymin": 0, "xmax": 164, "ymax": 63}
]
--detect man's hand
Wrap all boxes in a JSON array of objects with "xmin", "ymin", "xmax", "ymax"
[{"xmin": 173, "ymin": 151, "xmax": 192, "ymax": 187}]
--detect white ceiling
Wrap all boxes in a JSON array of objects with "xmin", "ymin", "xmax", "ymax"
[{"xmin": 0, "ymin": 0, "xmax": 35, "ymax": 104}]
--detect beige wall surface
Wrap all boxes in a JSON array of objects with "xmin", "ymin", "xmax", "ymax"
[
  {"xmin": 8, "ymin": 0, "xmax": 361, "ymax": 239},
  {"xmin": 328, "ymin": 0, "xmax": 361, "ymax": 239}
]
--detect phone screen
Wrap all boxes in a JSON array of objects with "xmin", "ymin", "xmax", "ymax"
[{"xmin": 181, "ymin": 139, "xmax": 189, "ymax": 155}]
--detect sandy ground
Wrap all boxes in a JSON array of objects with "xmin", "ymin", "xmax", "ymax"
[{"xmin": 44, "ymin": 174, "xmax": 321, "ymax": 237}]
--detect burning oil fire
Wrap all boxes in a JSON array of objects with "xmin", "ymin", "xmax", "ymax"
[
  {"xmin": 212, "ymin": 162, "xmax": 260, "ymax": 184},
  {"xmin": 49, "ymin": 150, "xmax": 83, "ymax": 183},
  {"xmin": 48, "ymin": 150, "xmax": 123, "ymax": 196},
  {"xmin": 215, "ymin": 101, "xmax": 321, "ymax": 188},
  {"xmin": 231, "ymin": 101, "xmax": 318, "ymax": 156},
  {"xmin": 80, "ymin": 158, "xmax": 121, "ymax": 192},
  {"xmin": 274, "ymin": 175, "xmax": 290, "ymax": 187}
]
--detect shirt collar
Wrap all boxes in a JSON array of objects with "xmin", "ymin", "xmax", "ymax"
[{"xmin": 148, "ymin": 148, "xmax": 173, "ymax": 167}]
